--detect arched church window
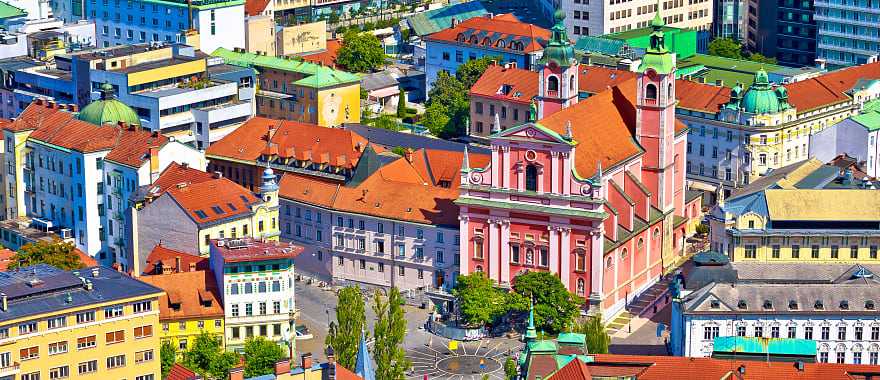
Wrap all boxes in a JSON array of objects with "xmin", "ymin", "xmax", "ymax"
[
  {"xmin": 668, "ymin": 83, "xmax": 673, "ymax": 100},
  {"xmin": 548, "ymin": 76, "xmax": 559, "ymax": 93},
  {"xmin": 646, "ymin": 83, "xmax": 657, "ymax": 100},
  {"xmin": 570, "ymin": 75, "xmax": 576, "ymax": 92},
  {"xmin": 525, "ymin": 164, "xmax": 538, "ymax": 192}
]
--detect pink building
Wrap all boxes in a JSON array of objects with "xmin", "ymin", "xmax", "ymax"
[{"xmin": 457, "ymin": 15, "xmax": 700, "ymax": 317}]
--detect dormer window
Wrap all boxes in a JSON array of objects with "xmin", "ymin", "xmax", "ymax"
[
  {"xmin": 815, "ymin": 300, "xmax": 824, "ymax": 310},
  {"xmin": 789, "ymin": 300, "xmax": 798, "ymax": 310},
  {"xmin": 710, "ymin": 300, "xmax": 720, "ymax": 309},
  {"xmin": 867, "ymin": 300, "xmax": 876, "ymax": 310},
  {"xmin": 840, "ymin": 300, "xmax": 849, "ymax": 310}
]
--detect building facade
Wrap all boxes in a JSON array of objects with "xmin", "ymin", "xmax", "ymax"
[
  {"xmin": 746, "ymin": 0, "xmax": 816, "ymax": 66},
  {"xmin": 713, "ymin": 0, "xmax": 747, "ymax": 40},
  {"xmin": 0, "ymin": 264, "xmax": 163, "ymax": 380},
  {"xmin": 208, "ymin": 237, "xmax": 302, "ymax": 353},
  {"xmin": 536, "ymin": 0, "xmax": 712, "ymax": 38},
  {"xmin": 816, "ymin": 0, "xmax": 880, "ymax": 68},
  {"xmin": 212, "ymin": 47, "xmax": 360, "ymax": 128},
  {"xmin": 811, "ymin": 98, "xmax": 880, "ymax": 177}
]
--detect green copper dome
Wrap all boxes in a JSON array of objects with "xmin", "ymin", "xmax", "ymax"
[
  {"xmin": 77, "ymin": 82, "xmax": 141, "ymax": 126},
  {"xmin": 637, "ymin": 12, "xmax": 675, "ymax": 74},
  {"xmin": 539, "ymin": 9, "xmax": 576, "ymax": 67},
  {"xmin": 737, "ymin": 69, "xmax": 790, "ymax": 114}
]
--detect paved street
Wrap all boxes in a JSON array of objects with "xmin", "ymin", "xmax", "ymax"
[{"xmin": 609, "ymin": 303, "xmax": 671, "ymax": 356}]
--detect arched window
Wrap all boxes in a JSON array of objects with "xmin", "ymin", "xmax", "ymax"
[
  {"xmin": 576, "ymin": 279, "xmax": 585, "ymax": 296},
  {"xmin": 668, "ymin": 83, "xmax": 673, "ymax": 99},
  {"xmin": 525, "ymin": 164, "xmax": 538, "ymax": 192},
  {"xmin": 653, "ymin": 228, "xmax": 661, "ymax": 239},
  {"xmin": 645, "ymin": 83, "xmax": 657, "ymax": 100},
  {"xmin": 575, "ymin": 250, "xmax": 586, "ymax": 271},
  {"xmin": 497, "ymin": 40, "xmax": 506, "ymax": 48},
  {"xmin": 548, "ymin": 76, "xmax": 559, "ymax": 93},
  {"xmin": 475, "ymin": 265, "xmax": 483, "ymax": 272},
  {"xmin": 620, "ymin": 248, "xmax": 628, "ymax": 259},
  {"xmin": 638, "ymin": 238, "xmax": 644, "ymax": 251},
  {"xmin": 569, "ymin": 75, "xmax": 576, "ymax": 92},
  {"xmin": 473, "ymin": 237, "xmax": 484, "ymax": 259},
  {"xmin": 526, "ymin": 248, "xmax": 534, "ymax": 265},
  {"xmin": 469, "ymin": 36, "xmax": 478, "ymax": 44}
]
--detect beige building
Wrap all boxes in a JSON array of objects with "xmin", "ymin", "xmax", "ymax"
[
  {"xmin": 277, "ymin": 21, "xmax": 327, "ymax": 56},
  {"xmin": 245, "ymin": 15, "xmax": 277, "ymax": 56},
  {"xmin": 539, "ymin": 0, "xmax": 712, "ymax": 36}
]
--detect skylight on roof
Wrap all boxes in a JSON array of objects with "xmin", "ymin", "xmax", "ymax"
[
  {"xmin": 227, "ymin": 203, "xmax": 238, "ymax": 211},
  {"xmin": 211, "ymin": 206, "xmax": 225, "ymax": 215},
  {"xmin": 239, "ymin": 195, "xmax": 250, "ymax": 203},
  {"xmin": 194, "ymin": 210, "xmax": 208, "ymax": 219}
]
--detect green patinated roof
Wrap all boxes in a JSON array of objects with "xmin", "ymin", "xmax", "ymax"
[
  {"xmin": 557, "ymin": 332, "xmax": 586, "ymax": 346},
  {"xmin": 574, "ymin": 36, "xmax": 626, "ymax": 56},
  {"xmin": 407, "ymin": 1, "xmax": 488, "ymax": 36},
  {"xmin": 527, "ymin": 340, "xmax": 558, "ymax": 353},
  {"xmin": 852, "ymin": 99, "xmax": 880, "ymax": 131},
  {"xmin": 713, "ymin": 336, "xmax": 817, "ymax": 356},
  {"xmin": 734, "ymin": 69, "xmax": 791, "ymax": 114},
  {"xmin": 0, "ymin": 1, "xmax": 25, "ymax": 19},
  {"xmin": 212, "ymin": 48, "xmax": 360, "ymax": 88},
  {"xmin": 539, "ymin": 9, "xmax": 577, "ymax": 67},
  {"xmin": 77, "ymin": 83, "xmax": 140, "ymax": 126},
  {"xmin": 636, "ymin": 13, "xmax": 675, "ymax": 74},
  {"xmin": 554, "ymin": 355, "xmax": 593, "ymax": 370}
]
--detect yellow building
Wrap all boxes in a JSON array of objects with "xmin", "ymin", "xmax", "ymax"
[
  {"xmin": 0, "ymin": 265, "xmax": 162, "ymax": 380},
  {"xmin": 212, "ymin": 47, "xmax": 361, "ymax": 127},
  {"xmin": 709, "ymin": 158, "xmax": 880, "ymax": 263},
  {"xmin": 137, "ymin": 269, "xmax": 225, "ymax": 353},
  {"xmin": 2, "ymin": 111, "xmax": 38, "ymax": 220},
  {"xmin": 130, "ymin": 162, "xmax": 280, "ymax": 274}
]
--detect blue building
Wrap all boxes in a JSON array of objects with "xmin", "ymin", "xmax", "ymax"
[
  {"xmin": 815, "ymin": 0, "xmax": 880, "ymax": 68},
  {"xmin": 422, "ymin": 13, "xmax": 550, "ymax": 96}
]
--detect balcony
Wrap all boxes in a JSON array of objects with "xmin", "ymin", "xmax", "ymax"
[
  {"xmin": 814, "ymin": 13, "xmax": 879, "ymax": 27},
  {"xmin": 0, "ymin": 362, "xmax": 20, "ymax": 377},
  {"xmin": 819, "ymin": 29, "xmax": 880, "ymax": 43}
]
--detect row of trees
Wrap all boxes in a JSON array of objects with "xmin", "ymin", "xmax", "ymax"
[
  {"xmin": 708, "ymin": 38, "xmax": 777, "ymax": 64},
  {"xmin": 160, "ymin": 333, "xmax": 285, "ymax": 379},
  {"xmin": 326, "ymin": 286, "xmax": 411, "ymax": 379}
]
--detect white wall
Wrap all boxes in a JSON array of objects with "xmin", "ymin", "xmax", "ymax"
[{"xmin": 195, "ymin": 5, "xmax": 245, "ymax": 55}]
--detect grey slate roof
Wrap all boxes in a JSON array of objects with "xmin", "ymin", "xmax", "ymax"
[
  {"xmin": 343, "ymin": 124, "xmax": 491, "ymax": 154},
  {"xmin": 683, "ymin": 282, "xmax": 880, "ymax": 315},
  {"xmin": 0, "ymin": 264, "xmax": 163, "ymax": 323},
  {"xmin": 731, "ymin": 262, "xmax": 880, "ymax": 284},
  {"xmin": 360, "ymin": 71, "xmax": 399, "ymax": 92}
]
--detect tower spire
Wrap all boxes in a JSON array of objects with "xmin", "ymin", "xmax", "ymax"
[
  {"xmin": 460, "ymin": 145, "xmax": 470, "ymax": 173},
  {"xmin": 492, "ymin": 113, "xmax": 501, "ymax": 133},
  {"xmin": 524, "ymin": 297, "xmax": 538, "ymax": 342}
]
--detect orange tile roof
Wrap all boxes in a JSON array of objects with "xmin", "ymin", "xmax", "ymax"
[
  {"xmin": 578, "ymin": 66, "xmax": 637, "ymax": 95},
  {"xmin": 149, "ymin": 162, "xmax": 217, "ymax": 196},
  {"xmin": 74, "ymin": 248, "xmax": 97, "ymax": 267},
  {"xmin": 166, "ymin": 363, "xmax": 199, "ymax": 380},
  {"xmin": 547, "ymin": 358, "xmax": 592, "ymax": 380},
  {"xmin": 675, "ymin": 79, "xmax": 732, "ymax": 112},
  {"xmin": 164, "ymin": 177, "xmax": 260, "ymax": 225},
  {"xmin": 410, "ymin": 148, "xmax": 491, "ymax": 188},
  {"xmin": 143, "ymin": 244, "xmax": 208, "ymax": 275},
  {"xmin": 2, "ymin": 101, "xmax": 70, "ymax": 133},
  {"xmin": 426, "ymin": 13, "xmax": 550, "ymax": 53},
  {"xmin": 103, "ymin": 129, "xmax": 169, "ymax": 168},
  {"xmin": 301, "ymin": 40, "xmax": 343, "ymax": 69},
  {"xmin": 583, "ymin": 354, "xmax": 880, "ymax": 380},
  {"xmin": 0, "ymin": 248, "xmax": 15, "ymax": 271},
  {"xmin": 245, "ymin": 0, "xmax": 270, "ymax": 16},
  {"xmin": 137, "ymin": 270, "xmax": 224, "ymax": 321},
  {"xmin": 206, "ymin": 117, "xmax": 375, "ymax": 169},
  {"xmin": 335, "ymin": 363, "xmax": 365, "ymax": 380},
  {"xmin": 469, "ymin": 64, "xmax": 539, "ymax": 104}
]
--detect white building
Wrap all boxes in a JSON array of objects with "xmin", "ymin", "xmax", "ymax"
[
  {"xmin": 536, "ymin": 0, "xmax": 712, "ymax": 37},
  {"xmin": 810, "ymin": 100, "xmax": 880, "ymax": 179},
  {"xmin": 671, "ymin": 256, "xmax": 880, "ymax": 365},
  {"xmin": 209, "ymin": 237, "xmax": 302, "ymax": 352}
]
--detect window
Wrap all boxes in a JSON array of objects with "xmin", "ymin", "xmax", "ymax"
[
  {"xmin": 76, "ymin": 311, "xmax": 95, "ymax": 324},
  {"xmin": 819, "ymin": 351, "xmax": 829, "ymax": 363},
  {"xmin": 791, "ymin": 245, "xmax": 800, "ymax": 258},
  {"xmin": 134, "ymin": 325, "xmax": 153, "ymax": 339},
  {"xmin": 788, "ymin": 326, "xmax": 797, "ymax": 338},
  {"xmin": 703, "ymin": 326, "xmax": 719, "ymax": 340},
  {"xmin": 21, "ymin": 372, "xmax": 39, "ymax": 380},
  {"xmin": 135, "ymin": 349, "xmax": 154, "ymax": 363},
  {"xmin": 576, "ymin": 251, "xmax": 586, "ymax": 271},
  {"xmin": 231, "ymin": 304, "xmax": 239, "ymax": 316},
  {"xmin": 78, "ymin": 360, "xmax": 98, "ymax": 374},
  {"xmin": 645, "ymin": 83, "xmax": 657, "ymax": 99},
  {"xmin": 107, "ymin": 354, "xmax": 126, "ymax": 369},
  {"xmin": 837, "ymin": 352, "xmax": 845, "ymax": 364},
  {"xmin": 871, "ymin": 352, "xmax": 879, "ymax": 365},
  {"xmin": 872, "ymin": 326, "xmax": 879, "ymax": 340},
  {"xmin": 49, "ymin": 366, "xmax": 69, "ymax": 379},
  {"xmin": 399, "ymin": 266, "xmax": 405, "ymax": 277},
  {"xmin": 77, "ymin": 335, "xmax": 96, "ymax": 349},
  {"xmin": 736, "ymin": 325, "xmax": 746, "ymax": 336},
  {"xmin": 805, "ymin": 326, "xmax": 813, "ymax": 340},
  {"xmin": 771, "ymin": 326, "xmax": 780, "ymax": 338},
  {"xmin": 47, "ymin": 316, "xmax": 66, "ymax": 329},
  {"xmin": 48, "ymin": 341, "xmax": 68, "ymax": 355},
  {"xmin": 812, "ymin": 245, "xmax": 820, "ymax": 258},
  {"xmin": 18, "ymin": 322, "xmax": 36, "ymax": 335},
  {"xmin": 246, "ymin": 303, "xmax": 253, "ymax": 316},
  {"xmin": 855, "ymin": 352, "xmax": 863, "ymax": 364},
  {"xmin": 772, "ymin": 245, "xmax": 780, "ymax": 259},
  {"xmin": 179, "ymin": 339, "xmax": 188, "ymax": 350},
  {"xmin": 744, "ymin": 245, "xmax": 757, "ymax": 259},
  {"xmin": 20, "ymin": 346, "xmax": 39, "ymax": 360},
  {"xmin": 831, "ymin": 245, "xmax": 839, "ymax": 259},
  {"xmin": 852, "ymin": 245, "xmax": 859, "ymax": 259},
  {"xmin": 274, "ymin": 301, "xmax": 281, "ymax": 314},
  {"xmin": 821, "ymin": 326, "xmax": 830, "ymax": 340},
  {"xmin": 474, "ymin": 239, "xmax": 484, "ymax": 259},
  {"xmin": 839, "ymin": 326, "xmax": 847, "ymax": 340},
  {"xmin": 856, "ymin": 326, "xmax": 864, "ymax": 340},
  {"xmin": 525, "ymin": 164, "xmax": 538, "ymax": 191},
  {"xmin": 106, "ymin": 330, "xmax": 125, "ymax": 344},
  {"xmin": 754, "ymin": 326, "xmax": 763, "ymax": 337},
  {"xmin": 105, "ymin": 305, "xmax": 123, "ymax": 318}
]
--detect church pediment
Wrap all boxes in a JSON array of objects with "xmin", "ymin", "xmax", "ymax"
[{"xmin": 493, "ymin": 122, "xmax": 574, "ymax": 145}]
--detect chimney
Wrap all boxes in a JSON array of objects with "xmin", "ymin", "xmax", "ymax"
[
  {"xmin": 1, "ymin": 293, "xmax": 7, "ymax": 311},
  {"xmin": 213, "ymin": 171, "xmax": 223, "ymax": 179},
  {"xmin": 300, "ymin": 352, "xmax": 313, "ymax": 369},
  {"xmin": 795, "ymin": 360, "xmax": 805, "ymax": 372},
  {"xmin": 487, "ymin": 13, "xmax": 494, "ymax": 19},
  {"xmin": 149, "ymin": 147, "xmax": 160, "ymax": 182},
  {"xmin": 151, "ymin": 130, "xmax": 159, "ymax": 137},
  {"xmin": 404, "ymin": 148, "xmax": 414, "ymax": 163},
  {"xmin": 450, "ymin": 16, "xmax": 457, "ymax": 27},
  {"xmin": 84, "ymin": 280, "xmax": 93, "ymax": 291},
  {"xmin": 175, "ymin": 256, "xmax": 181, "ymax": 273},
  {"xmin": 69, "ymin": 104, "xmax": 78, "ymax": 112},
  {"xmin": 35, "ymin": 98, "xmax": 43, "ymax": 105},
  {"xmin": 91, "ymin": 267, "xmax": 100, "ymax": 278},
  {"xmin": 715, "ymin": 79, "xmax": 724, "ymax": 87},
  {"xmin": 118, "ymin": 121, "xmax": 127, "ymax": 129},
  {"xmin": 58, "ymin": 104, "xmax": 67, "ymax": 111},
  {"xmin": 274, "ymin": 359, "xmax": 290, "ymax": 375},
  {"xmin": 48, "ymin": 100, "xmax": 56, "ymax": 108},
  {"xmin": 229, "ymin": 367, "xmax": 244, "ymax": 380}
]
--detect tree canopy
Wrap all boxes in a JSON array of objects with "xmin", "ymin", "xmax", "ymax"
[
  {"xmin": 337, "ymin": 30, "xmax": 385, "ymax": 73},
  {"xmin": 243, "ymin": 337, "xmax": 287, "ymax": 378},
  {"xmin": 182, "ymin": 332, "xmax": 239, "ymax": 380},
  {"xmin": 372, "ymin": 288, "xmax": 410, "ymax": 380},
  {"xmin": 8, "ymin": 240, "xmax": 84, "ymax": 271},
  {"xmin": 160, "ymin": 340, "xmax": 177, "ymax": 379},
  {"xmin": 510, "ymin": 272, "xmax": 582, "ymax": 334},
  {"xmin": 452, "ymin": 272, "xmax": 511, "ymax": 326},
  {"xmin": 424, "ymin": 56, "xmax": 496, "ymax": 138},
  {"xmin": 574, "ymin": 316, "xmax": 611, "ymax": 354},
  {"xmin": 708, "ymin": 38, "xmax": 778, "ymax": 64},
  {"xmin": 326, "ymin": 286, "xmax": 367, "ymax": 369}
]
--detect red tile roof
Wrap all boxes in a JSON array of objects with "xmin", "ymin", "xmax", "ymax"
[
  {"xmin": 2, "ymin": 100, "xmax": 71, "ymax": 133},
  {"xmin": 426, "ymin": 13, "xmax": 550, "ymax": 54},
  {"xmin": 469, "ymin": 64, "xmax": 539, "ymax": 104},
  {"xmin": 166, "ymin": 363, "xmax": 199, "ymax": 380},
  {"xmin": 675, "ymin": 79, "xmax": 732, "ymax": 112},
  {"xmin": 578, "ymin": 66, "xmax": 637, "ymax": 95},
  {"xmin": 335, "ymin": 363, "xmax": 365, "ymax": 380},
  {"xmin": 783, "ymin": 61, "xmax": 880, "ymax": 112},
  {"xmin": 0, "ymin": 248, "xmax": 16, "ymax": 271},
  {"xmin": 165, "ymin": 176, "xmax": 260, "ymax": 225},
  {"xmin": 206, "ymin": 117, "xmax": 376, "ymax": 169},
  {"xmin": 410, "ymin": 148, "xmax": 491, "ymax": 188},
  {"xmin": 301, "ymin": 40, "xmax": 343, "ymax": 69},
  {"xmin": 74, "ymin": 248, "xmax": 97, "ymax": 267},
  {"xmin": 245, "ymin": 0, "xmax": 270, "ymax": 16},
  {"xmin": 547, "ymin": 357, "xmax": 592, "ymax": 380},
  {"xmin": 143, "ymin": 244, "xmax": 209, "ymax": 275},
  {"xmin": 138, "ymin": 270, "xmax": 224, "ymax": 321},
  {"xmin": 149, "ymin": 162, "xmax": 217, "ymax": 196},
  {"xmin": 580, "ymin": 354, "xmax": 880, "ymax": 380},
  {"xmin": 211, "ymin": 238, "xmax": 303, "ymax": 263}
]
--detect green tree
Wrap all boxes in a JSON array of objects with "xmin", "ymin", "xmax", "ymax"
[
  {"xmin": 326, "ymin": 286, "xmax": 367, "ymax": 369},
  {"xmin": 329, "ymin": 9, "xmax": 340, "ymax": 24},
  {"xmin": 396, "ymin": 89, "xmax": 407, "ymax": 117},
  {"xmin": 748, "ymin": 52, "xmax": 778, "ymax": 64},
  {"xmin": 503, "ymin": 357, "xmax": 518, "ymax": 380},
  {"xmin": 369, "ymin": 114, "xmax": 400, "ymax": 131},
  {"xmin": 452, "ymin": 273, "xmax": 509, "ymax": 326},
  {"xmin": 337, "ymin": 30, "xmax": 385, "ymax": 72},
  {"xmin": 455, "ymin": 56, "xmax": 498, "ymax": 89},
  {"xmin": 574, "ymin": 316, "xmax": 611, "ymax": 354},
  {"xmin": 423, "ymin": 58, "xmax": 494, "ymax": 138},
  {"xmin": 510, "ymin": 272, "xmax": 582, "ymax": 334},
  {"xmin": 391, "ymin": 146, "xmax": 408, "ymax": 156},
  {"xmin": 8, "ymin": 240, "xmax": 84, "ymax": 270},
  {"xmin": 160, "ymin": 340, "xmax": 177, "ymax": 379},
  {"xmin": 422, "ymin": 102, "xmax": 452, "ymax": 137},
  {"xmin": 372, "ymin": 288, "xmax": 410, "ymax": 380},
  {"xmin": 182, "ymin": 332, "xmax": 239, "ymax": 379},
  {"xmin": 708, "ymin": 38, "xmax": 743, "ymax": 60},
  {"xmin": 243, "ymin": 336, "xmax": 286, "ymax": 378}
]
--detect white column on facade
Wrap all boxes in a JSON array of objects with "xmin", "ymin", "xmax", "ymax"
[
  {"xmin": 488, "ymin": 218, "xmax": 500, "ymax": 281},
  {"xmin": 551, "ymin": 151, "xmax": 560, "ymax": 194},
  {"xmin": 549, "ymin": 225, "xmax": 560, "ymax": 275},
  {"xmin": 500, "ymin": 219, "xmax": 511, "ymax": 284},
  {"xmin": 589, "ymin": 229, "xmax": 603, "ymax": 298},
  {"xmin": 491, "ymin": 146, "xmax": 500, "ymax": 188},
  {"xmin": 562, "ymin": 152, "xmax": 572, "ymax": 194},
  {"xmin": 502, "ymin": 146, "xmax": 511, "ymax": 189},
  {"xmin": 458, "ymin": 214, "xmax": 470, "ymax": 275},
  {"xmin": 560, "ymin": 227, "xmax": 571, "ymax": 289}
]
